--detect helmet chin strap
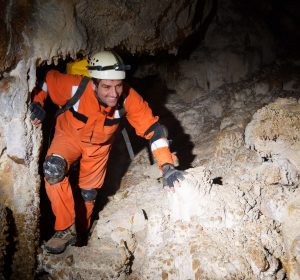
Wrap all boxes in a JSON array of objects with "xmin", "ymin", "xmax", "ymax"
[
  {"xmin": 91, "ymin": 78, "xmax": 100, "ymax": 88},
  {"xmin": 94, "ymin": 90, "xmax": 108, "ymax": 107}
]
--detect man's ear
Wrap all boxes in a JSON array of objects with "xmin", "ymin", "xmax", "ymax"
[
  {"xmin": 91, "ymin": 79, "xmax": 100, "ymax": 91},
  {"xmin": 91, "ymin": 82, "xmax": 96, "ymax": 91}
]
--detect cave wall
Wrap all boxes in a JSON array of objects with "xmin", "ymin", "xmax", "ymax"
[
  {"xmin": 147, "ymin": 0, "xmax": 277, "ymax": 102},
  {"xmin": 0, "ymin": 61, "xmax": 42, "ymax": 279},
  {"xmin": 0, "ymin": 1, "xmax": 33, "ymax": 72},
  {"xmin": 232, "ymin": 0, "xmax": 300, "ymax": 53},
  {"xmin": 0, "ymin": 0, "xmax": 296, "ymax": 279},
  {"xmin": 0, "ymin": 0, "xmax": 212, "ymax": 278},
  {"xmin": 36, "ymin": 62, "xmax": 300, "ymax": 279}
]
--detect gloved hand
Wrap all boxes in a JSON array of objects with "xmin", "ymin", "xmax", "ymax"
[
  {"xmin": 30, "ymin": 102, "xmax": 46, "ymax": 123},
  {"xmin": 162, "ymin": 163, "xmax": 185, "ymax": 190}
]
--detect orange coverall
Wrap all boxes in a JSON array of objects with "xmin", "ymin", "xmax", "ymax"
[{"xmin": 33, "ymin": 70, "xmax": 175, "ymax": 231}]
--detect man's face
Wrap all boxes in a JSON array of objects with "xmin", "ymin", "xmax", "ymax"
[{"xmin": 96, "ymin": 79, "xmax": 123, "ymax": 107}]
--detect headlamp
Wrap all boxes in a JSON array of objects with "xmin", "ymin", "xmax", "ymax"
[{"xmin": 87, "ymin": 64, "xmax": 131, "ymax": 71}]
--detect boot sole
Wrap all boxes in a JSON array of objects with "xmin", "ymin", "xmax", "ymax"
[{"xmin": 45, "ymin": 236, "xmax": 77, "ymax": 254}]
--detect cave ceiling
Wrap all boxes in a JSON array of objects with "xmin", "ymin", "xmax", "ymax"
[
  {"xmin": 0, "ymin": 0, "xmax": 215, "ymax": 73},
  {"xmin": 1, "ymin": 0, "xmax": 300, "ymax": 74}
]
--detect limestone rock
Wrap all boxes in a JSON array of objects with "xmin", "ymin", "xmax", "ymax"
[
  {"xmin": 76, "ymin": 0, "xmax": 209, "ymax": 54},
  {"xmin": 245, "ymin": 97, "xmax": 300, "ymax": 181},
  {"xmin": 0, "ymin": 204, "xmax": 8, "ymax": 279},
  {"xmin": 162, "ymin": 0, "xmax": 276, "ymax": 100}
]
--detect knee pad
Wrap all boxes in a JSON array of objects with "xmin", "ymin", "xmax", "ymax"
[
  {"xmin": 81, "ymin": 189, "xmax": 98, "ymax": 202},
  {"xmin": 43, "ymin": 154, "xmax": 67, "ymax": 185}
]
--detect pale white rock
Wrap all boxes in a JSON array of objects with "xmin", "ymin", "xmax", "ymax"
[
  {"xmin": 5, "ymin": 119, "xmax": 26, "ymax": 162},
  {"xmin": 166, "ymin": 172, "xmax": 209, "ymax": 222},
  {"xmin": 245, "ymin": 98, "xmax": 300, "ymax": 175}
]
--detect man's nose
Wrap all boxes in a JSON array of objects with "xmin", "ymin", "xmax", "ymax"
[{"xmin": 111, "ymin": 86, "xmax": 118, "ymax": 97}]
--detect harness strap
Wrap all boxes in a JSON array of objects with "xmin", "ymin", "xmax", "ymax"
[
  {"xmin": 54, "ymin": 76, "xmax": 90, "ymax": 118},
  {"xmin": 116, "ymin": 91, "xmax": 135, "ymax": 160},
  {"xmin": 69, "ymin": 107, "xmax": 88, "ymax": 123},
  {"xmin": 121, "ymin": 127, "xmax": 135, "ymax": 160},
  {"xmin": 52, "ymin": 77, "xmax": 135, "ymax": 161}
]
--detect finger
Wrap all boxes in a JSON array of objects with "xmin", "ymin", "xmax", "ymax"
[
  {"xmin": 176, "ymin": 172, "xmax": 185, "ymax": 180},
  {"xmin": 32, "ymin": 119, "xmax": 41, "ymax": 126},
  {"xmin": 163, "ymin": 186, "xmax": 175, "ymax": 192},
  {"xmin": 178, "ymin": 174, "xmax": 185, "ymax": 180},
  {"xmin": 173, "ymin": 180, "xmax": 181, "ymax": 188},
  {"xmin": 163, "ymin": 186, "xmax": 167, "ymax": 192}
]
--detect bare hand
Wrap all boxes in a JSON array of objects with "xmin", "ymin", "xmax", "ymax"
[{"xmin": 31, "ymin": 118, "xmax": 42, "ymax": 126}]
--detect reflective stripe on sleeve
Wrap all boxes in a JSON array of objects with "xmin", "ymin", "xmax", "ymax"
[
  {"xmin": 42, "ymin": 82, "xmax": 48, "ymax": 92},
  {"xmin": 151, "ymin": 138, "xmax": 169, "ymax": 151},
  {"xmin": 114, "ymin": 110, "xmax": 121, "ymax": 118},
  {"xmin": 71, "ymin": 86, "xmax": 80, "ymax": 111}
]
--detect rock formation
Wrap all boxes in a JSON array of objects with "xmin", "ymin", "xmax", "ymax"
[
  {"xmin": 1, "ymin": 0, "xmax": 300, "ymax": 279},
  {"xmin": 36, "ymin": 57, "xmax": 300, "ymax": 279}
]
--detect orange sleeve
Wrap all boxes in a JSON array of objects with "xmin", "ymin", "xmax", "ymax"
[
  {"xmin": 152, "ymin": 147, "xmax": 177, "ymax": 168},
  {"xmin": 45, "ymin": 70, "xmax": 80, "ymax": 106},
  {"xmin": 125, "ymin": 87, "xmax": 159, "ymax": 137},
  {"xmin": 33, "ymin": 70, "xmax": 80, "ymax": 107},
  {"xmin": 32, "ymin": 87, "xmax": 48, "ymax": 107},
  {"xmin": 125, "ymin": 86, "xmax": 176, "ymax": 168}
]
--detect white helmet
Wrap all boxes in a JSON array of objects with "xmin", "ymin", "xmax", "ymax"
[{"xmin": 87, "ymin": 51, "xmax": 130, "ymax": 80}]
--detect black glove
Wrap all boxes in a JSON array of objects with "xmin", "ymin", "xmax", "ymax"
[
  {"xmin": 30, "ymin": 102, "xmax": 46, "ymax": 122},
  {"xmin": 162, "ymin": 164, "xmax": 185, "ymax": 189}
]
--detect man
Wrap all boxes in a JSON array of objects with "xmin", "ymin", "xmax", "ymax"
[{"xmin": 30, "ymin": 51, "xmax": 185, "ymax": 254}]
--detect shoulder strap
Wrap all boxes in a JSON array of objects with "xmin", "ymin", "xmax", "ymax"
[
  {"xmin": 54, "ymin": 76, "xmax": 90, "ymax": 118},
  {"xmin": 116, "ymin": 86, "xmax": 129, "ymax": 119},
  {"xmin": 116, "ymin": 89, "xmax": 135, "ymax": 160}
]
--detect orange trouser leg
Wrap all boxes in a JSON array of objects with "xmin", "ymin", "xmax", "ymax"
[
  {"xmin": 45, "ymin": 177, "xmax": 75, "ymax": 231},
  {"xmin": 84, "ymin": 201, "xmax": 94, "ymax": 229},
  {"xmin": 45, "ymin": 128, "xmax": 81, "ymax": 231},
  {"xmin": 75, "ymin": 199, "xmax": 95, "ymax": 234},
  {"xmin": 46, "ymin": 126, "xmax": 111, "ymax": 232},
  {"xmin": 74, "ymin": 145, "xmax": 111, "ymax": 233}
]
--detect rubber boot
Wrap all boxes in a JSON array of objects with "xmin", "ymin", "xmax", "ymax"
[{"xmin": 45, "ymin": 224, "xmax": 77, "ymax": 254}]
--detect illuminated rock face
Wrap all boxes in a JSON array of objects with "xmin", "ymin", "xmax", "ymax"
[
  {"xmin": 36, "ymin": 65, "xmax": 300, "ymax": 279},
  {"xmin": 0, "ymin": 1, "xmax": 210, "ymax": 278}
]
